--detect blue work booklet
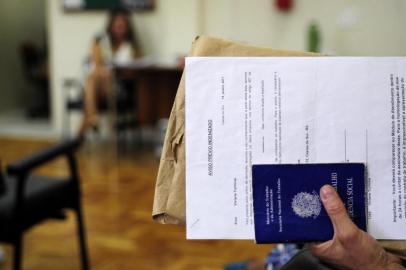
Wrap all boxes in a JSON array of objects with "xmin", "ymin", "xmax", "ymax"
[{"xmin": 252, "ymin": 163, "xmax": 366, "ymax": 243}]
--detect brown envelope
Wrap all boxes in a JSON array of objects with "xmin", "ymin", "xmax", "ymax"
[{"xmin": 152, "ymin": 35, "xmax": 406, "ymax": 259}]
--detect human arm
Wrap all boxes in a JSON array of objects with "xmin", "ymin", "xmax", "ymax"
[{"xmin": 90, "ymin": 39, "xmax": 104, "ymax": 70}]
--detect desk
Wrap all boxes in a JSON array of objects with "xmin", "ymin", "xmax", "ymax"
[{"xmin": 114, "ymin": 65, "xmax": 183, "ymax": 126}]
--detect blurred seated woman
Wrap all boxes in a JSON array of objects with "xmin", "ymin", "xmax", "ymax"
[{"xmin": 78, "ymin": 8, "xmax": 141, "ymax": 136}]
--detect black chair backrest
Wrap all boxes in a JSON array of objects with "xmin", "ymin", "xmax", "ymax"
[
  {"xmin": 0, "ymin": 160, "xmax": 6, "ymax": 195},
  {"xmin": 20, "ymin": 41, "xmax": 42, "ymax": 81}
]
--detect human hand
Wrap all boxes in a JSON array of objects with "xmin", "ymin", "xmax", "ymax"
[{"xmin": 309, "ymin": 185, "xmax": 404, "ymax": 270}]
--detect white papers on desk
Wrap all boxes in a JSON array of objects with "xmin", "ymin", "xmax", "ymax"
[
  {"xmin": 185, "ymin": 57, "xmax": 406, "ymax": 240},
  {"xmin": 113, "ymin": 56, "xmax": 180, "ymax": 69}
]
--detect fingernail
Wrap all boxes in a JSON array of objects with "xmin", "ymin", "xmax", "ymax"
[{"xmin": 321, "ymin": 185, "xmax": 334, "ymax": 201}]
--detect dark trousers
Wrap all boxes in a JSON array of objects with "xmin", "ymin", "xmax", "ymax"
[{"xmin": 281, "ymin": 249, "xmax": 333, "ymax": 270}]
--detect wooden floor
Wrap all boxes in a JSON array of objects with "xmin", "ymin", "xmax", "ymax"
[{"xmin": 0, "ymin": 138, "xmax": 272, "ymax": 270}]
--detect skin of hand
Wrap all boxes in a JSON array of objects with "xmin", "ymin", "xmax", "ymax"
[{"xmin": 309, "ymin": 185, "xmax": 404, "ymax": 270}]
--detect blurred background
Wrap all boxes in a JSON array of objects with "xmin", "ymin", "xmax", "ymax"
[{"xmin": 0, "ymin": 0, "xmax": 405, "ymax": 269}]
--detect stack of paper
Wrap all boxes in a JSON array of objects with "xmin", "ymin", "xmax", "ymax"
[{"xmin": 185, "ymin": 57, "xmax": 406, "ymax": 240}]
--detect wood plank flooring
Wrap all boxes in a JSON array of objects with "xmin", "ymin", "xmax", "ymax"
[{"xmin": 0, "ymin": 138, "xmax": 272, "ymax": 270}]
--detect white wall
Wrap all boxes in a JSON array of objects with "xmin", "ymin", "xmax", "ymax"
[
  {"xmin": 201, "ymin": 0, "xmax": 406, "ymax": 55},
  {"xmin": 48, "ymin": 0, "xmax": 406, "ymax": 136},
  {"xmin": 47, "ymin": 0, "xmax": 200, "ymax": 135},
  {"xmin": 0, "ymin": 0, "xmax": 46, "ymax": 112}
]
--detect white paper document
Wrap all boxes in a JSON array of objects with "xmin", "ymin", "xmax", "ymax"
[{"xmin": 185, "ymin": 57, "xmax": 406, "ymax": 240}]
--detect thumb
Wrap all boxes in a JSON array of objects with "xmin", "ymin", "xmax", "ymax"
[{"xmin": 320, "ymin": 185, "xmax": 356, "ymax": 234}]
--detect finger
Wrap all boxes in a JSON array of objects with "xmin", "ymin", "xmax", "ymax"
[
  {"xmin": 308, "ymin": 241, "xmax": 333, "ymax": 257},
  {"xmin": 320, "ymin": 185, "xmax": 356, "ymax": 234}
]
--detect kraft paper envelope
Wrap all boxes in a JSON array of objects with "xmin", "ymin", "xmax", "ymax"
[{"xmin": 152, "ymin": 35, "xmax": 406, "ymax": 259}]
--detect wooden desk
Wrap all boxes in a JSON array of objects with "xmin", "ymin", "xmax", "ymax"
[{"xmin": 114, "ymin": 65, "xmax": 183, "ymax": 126}]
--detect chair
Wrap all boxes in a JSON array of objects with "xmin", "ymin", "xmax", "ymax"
[
  {"xmin": 20, "ymin": 41, "xmax": 49, "ymax": 119},
  {"xmin": 0, "ymin": 138, "xmax": 89, "ymax": 270},
  {"xmin": 63, "ymin": 78, "xmax": 139, "ymax": 146}
]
